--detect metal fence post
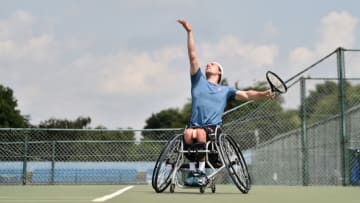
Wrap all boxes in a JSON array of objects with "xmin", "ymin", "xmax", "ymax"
[
  {"xmin": 337, "ymin": 47, "xmax": 349, "ymax": 186},
  {"xmin": 51, "ymin": 141, "xmax": 56, "ymax": 185},
  {"xmin": 22, "ymin": 133, "xmax": 28, "ymax": 185},
  {"xmin": 300, "ymin": 77, "xmax": 309, "ymax": 186}
]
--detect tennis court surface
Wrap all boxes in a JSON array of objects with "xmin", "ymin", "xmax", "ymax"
[{"xmin": 0, "ymin": 185, "xmax": 359, "ymax": 203}]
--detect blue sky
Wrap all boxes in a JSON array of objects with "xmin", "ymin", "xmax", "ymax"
[{"xmin": 1, "ymin": 0, "xmax": 360, "ymax": 129}]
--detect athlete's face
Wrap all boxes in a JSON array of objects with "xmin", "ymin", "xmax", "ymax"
[
  {"xmin": 205, "ymin": 62, "xmax": 222, "ymax": 83},
  {"xmin": 205, "ymin": 62, "xmax": 221, "ymax": 75}
]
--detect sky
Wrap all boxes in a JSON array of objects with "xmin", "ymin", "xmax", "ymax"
[{"xmin": 1, "ymin": 0, "xmax": 360, "ymax": 129}]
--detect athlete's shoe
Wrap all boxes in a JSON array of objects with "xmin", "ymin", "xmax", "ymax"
[{"xmin": 184, "ymin": 170, "xmax": 208, "ymax": 187}]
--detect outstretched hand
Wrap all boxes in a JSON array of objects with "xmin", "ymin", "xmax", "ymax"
[
  {"xmin": 177, "ymin": 19, "xmax": 192, "ymax": 32},
  {"xmin": 265, "ymin": 89, "xmax": 276, "ymax": 99}
]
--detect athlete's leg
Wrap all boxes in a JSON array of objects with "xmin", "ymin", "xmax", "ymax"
[
  {"xmin": 184, "ymin": 128, "xmax": 207, "ymax": 170},
  {"xmin": 184, "ymin": 128, "xmax": 208, "ymax": 186},
  {"xmin": 194, "ymin": 129, "xmax": 206, "ymax": 173},
  {"xmin": 184, "ymin": 128, "xmax": 196, "ymax": 171}
]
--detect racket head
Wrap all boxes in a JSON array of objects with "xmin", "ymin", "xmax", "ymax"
[{"xmin": 266, "ymin": 71, "xmax": 287, "ymax": 93}]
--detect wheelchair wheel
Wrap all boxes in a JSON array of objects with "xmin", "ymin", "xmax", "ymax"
[
  {"xmin": 218, "ymin": 134, "xmax": 251, "ymax": 194},
  {"xmin": 152, "ymin": 134, "xmax": 183, "ymax": 193}
]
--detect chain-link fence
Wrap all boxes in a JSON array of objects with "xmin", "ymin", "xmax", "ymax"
[
  {"xmin": 222, "ymin": 47, "xmax": 360, "ymax": 186},
  {"xmin": 1, "ymin": 47, "xmax": 360, "ymax": 186},
  {"xmin": 0, "ymin": 128, "xmax": 182, "ymax": 185}
]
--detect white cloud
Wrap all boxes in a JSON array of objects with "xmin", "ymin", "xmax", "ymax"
[
  {"xmin": 0, "ymin": 9, "xmax": 280, "ymax": 129},
  {"xmin": 3, "ymin": 7, "xmax": 358, "ymax": 129},
  {"xmin": 285, "ymin": 11, "xmax": 359, "ymax": 110},
  {"xmin": 25, "ymin": 34, "xmax": 60, "ymax": 63},
  {"xmin": 199, "ymin": 35, "xmax": 278, "ymax": 67},
  {"xmin": 0, "ymin": 10, "xmax": 34, "ymax": 41},
  {"xmin": 10, "ymin": 31, "xmax": 277, "ymax": 128},
  {"xmin": 71, "ymin": 47, "xmax": 185, "ymax": 96},
  {"xmin": 262, "ymin": 22, "xmax": 279, "ymax": 40},
  {"xmin": 0, "ymin": 10, "xmax": 60, "ymax": 64},
  {"xmin": 316, "ymin": 11, "xmax": 358, "ymax": 53},
  {"xmin": 0, "ymin": 40, "xmax": 18, "ymax": 60},
  {"xmin": 289, "ymin": 47, "xmax": 313, "ymax": 68},
  {"xmin": 197, "ymin": 35, "xmax": 278, "ymax": 86},
  {"xmin": 0, "ymin": 10, "xmax": 189, "ymax": 129},
  {"xmin": 289, "ymin": 11, "xmax": 358, "ymax": 71}
]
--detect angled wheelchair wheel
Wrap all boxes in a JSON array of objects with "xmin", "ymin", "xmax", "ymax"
[
  {"xmin": 218, "ymin": 134, "xmax": 251, "ymax": 194},
  {"xmin": 152, "ymin": 134, "xmax": 183, "ymax": 193}
]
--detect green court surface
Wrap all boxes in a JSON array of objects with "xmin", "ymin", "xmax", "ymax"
[{"xmin": 0, "ymin": 185, "xmax": 359, "ymax": 203}]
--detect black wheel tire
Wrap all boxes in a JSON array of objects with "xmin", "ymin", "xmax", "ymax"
[
  {"xmin": 152, "ymin": 134, "xmax": 183, "ymax": 193},
  {"xmin": 218, "ymin": 134, "xmax": 251, "ymax": 194}
]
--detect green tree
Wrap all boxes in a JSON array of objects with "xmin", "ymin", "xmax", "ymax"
[
  {"xmin": 0, "ymin": 84, "xmax": 28, "ymax": 128},
  {"xmin": 144, "ymin": 108, "xmax": 186, "ymax": 129},
  {"xmin": 306, "ymin": 80, "xmax": 360, "ymax": 124},
  {"xmin": 38, "ymin": 116, "xmax": 91, "ymax": 129},
  {"xmin": 143, "ymin": 108, "xmax": 185, "ymax": 142},
  {"xmin": 36, "ymin": 117, "xmax": 136, "ymax": 161},
  {"xmin": 347, "ymin": 83, "xmax": 360, "ymax": 107},
  {"xmin": 180, "ymin": 99, "xmax": 192, "ymax": 125},
  {"xmin": 303, "ymin": 81, "xmax": 338, "ymax": 122}
]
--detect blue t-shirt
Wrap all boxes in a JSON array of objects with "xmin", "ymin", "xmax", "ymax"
[{"xmin": 189, "ymin": 69, "xmax": 236, "ymax": 127}]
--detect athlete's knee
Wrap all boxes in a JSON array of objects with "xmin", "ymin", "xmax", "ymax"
[
  {"xmin": 196, "ymin": 130, "xmax": 207, "ymax": 143},
  {"xmin": 184, "ymin": 129, "xmax": 193, "ymax": 143}
]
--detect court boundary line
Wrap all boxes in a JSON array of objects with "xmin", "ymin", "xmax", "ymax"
[{"xmin": 92, "ymin": 185, "xmax": 134, "ymax": 202}]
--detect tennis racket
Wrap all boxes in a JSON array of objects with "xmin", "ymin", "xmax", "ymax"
[{"xmin": 266, "ymin": 71, "xmax": 287, "ymax": 94}]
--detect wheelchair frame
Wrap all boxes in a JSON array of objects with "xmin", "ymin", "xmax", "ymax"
[{"xmin": 152, "ymin": 126, "xmax": 251, "ymax": 194}]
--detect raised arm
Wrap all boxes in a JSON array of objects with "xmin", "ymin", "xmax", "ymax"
[{"xmin": 177, "ymin": 19, "xmax": 200, "ymax": 76}]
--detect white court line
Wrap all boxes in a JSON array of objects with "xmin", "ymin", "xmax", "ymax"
[{"xmin": 92, "ymin": 185, "xmax": 134, "ymax": 202}]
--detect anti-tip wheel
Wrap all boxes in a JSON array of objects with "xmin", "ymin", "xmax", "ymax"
[
  {"xmin": 170, "ymin": 184, "xmax": 175, "ymax": 193},
  {"xmin": 211, "ymin": 183, "xmax": 216, "ymax": 193}
]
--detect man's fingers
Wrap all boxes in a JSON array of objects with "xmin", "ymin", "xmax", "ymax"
[
  {"xmin": 177, "ymin": 19, "xmax": 191, "ymax": 31},
  {"xmin": 177, "ymin": 19, "xmax": 185, "ymax": 24}
]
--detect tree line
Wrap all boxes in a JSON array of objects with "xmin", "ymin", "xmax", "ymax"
[{"xmin": 2, "ymin": 79, "xmax": 360, "ymax": 132}]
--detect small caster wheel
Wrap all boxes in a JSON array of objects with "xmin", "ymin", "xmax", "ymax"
[
  {"xmin": 211, "ymin": 183, "xmax": 216, "ymax": 193},
  {"xmin": 170, "ymin": 184, "xmax": 175, "ymax": 193}
]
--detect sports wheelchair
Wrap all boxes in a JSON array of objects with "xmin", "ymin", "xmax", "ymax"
[{"xmin": 151, "ymin": 126, "xmax": 251, "ymax": 194}]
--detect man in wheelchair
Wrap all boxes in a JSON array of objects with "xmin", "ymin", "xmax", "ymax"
[{"xmin": 177, "ymin": 19, "xmax": 274, "ymax": 187}]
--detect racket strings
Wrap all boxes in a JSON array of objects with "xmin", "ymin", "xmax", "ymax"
[{"xmin": 268, "ymin": 74, "xmax": 286, "ymax": 93}]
